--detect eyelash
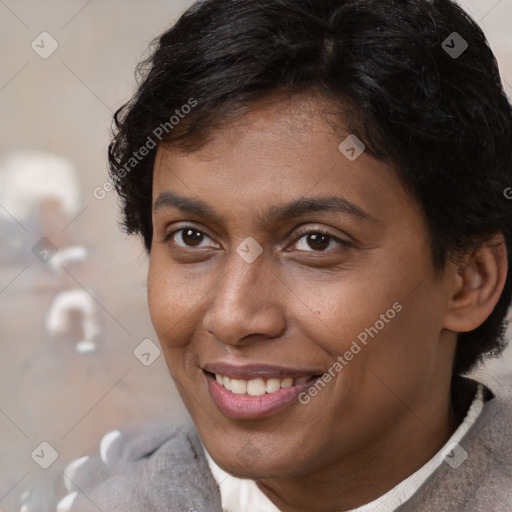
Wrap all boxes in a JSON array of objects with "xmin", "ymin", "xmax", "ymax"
[{"xmin": 163, "ymin": 225, "xmax": 351, "ymax": 254}]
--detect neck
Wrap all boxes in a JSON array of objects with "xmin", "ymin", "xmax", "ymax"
[{"xmin": 256, "ymin": 387, "xmax": 461, "ymax": 512}]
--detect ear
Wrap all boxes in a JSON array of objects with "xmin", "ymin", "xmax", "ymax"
[{"xmin": 443, "ymin": 233, "xmax": 508, "ymax": 333}]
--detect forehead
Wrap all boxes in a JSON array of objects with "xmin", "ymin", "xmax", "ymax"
[
  {"xmin": 151, "ymin": 93, "xmax": 416, "ymax": 228},
  {"xmin": 154, "ymin": 92, "xmax": 351, "ymax": 173}
]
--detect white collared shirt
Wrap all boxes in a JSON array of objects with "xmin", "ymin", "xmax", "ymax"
[{"xmin": 203, "ymin": 384, "xmax": 485, "ymax": 512}]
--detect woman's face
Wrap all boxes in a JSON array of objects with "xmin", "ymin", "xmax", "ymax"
[{"xmin": 148, "ymin": 95, "xmax": 457, "ymax": 483}]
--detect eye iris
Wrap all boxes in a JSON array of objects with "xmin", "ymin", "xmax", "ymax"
[
  {"xmin": 178, "ymin": 231, "xmax": 334, "ymax": 250},
  {"xmin": 183, "ymin": 229, "xmax": 204, "ymax": 246},
  {"xmin": 307, "ymin": 233, "xmax": 330, "ymax": 251}
]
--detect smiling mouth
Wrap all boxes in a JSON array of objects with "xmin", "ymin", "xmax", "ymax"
[
  {"xmin": 205, "ymin": 371, "xmax": 319, "ymax": 396},
  {"xmin": 203, "ymin": 369, "xmax": 323, "ymax": 420}
]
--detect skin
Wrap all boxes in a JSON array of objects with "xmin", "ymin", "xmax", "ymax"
[{"xmin": 147, "ymin": 93, "xmax": 507, "ymax": 511}]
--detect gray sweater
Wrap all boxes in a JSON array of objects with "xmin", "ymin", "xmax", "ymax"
[{"xmin": 65, "ymin": 383, "xmax": 512, "ymax": 512}]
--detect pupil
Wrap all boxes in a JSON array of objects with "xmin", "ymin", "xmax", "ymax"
[
  {"xmin": 308, "ymin": 233, "xmax": 329, "ymax": 251},
  {"xmin": 184, "ymin": 229, "xmax": 203, "ymax": 246}
]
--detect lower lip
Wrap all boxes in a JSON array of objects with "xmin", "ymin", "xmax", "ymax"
[{"xmin": 204, "ymin": 371, "xmax": 318, "ymax": 420}]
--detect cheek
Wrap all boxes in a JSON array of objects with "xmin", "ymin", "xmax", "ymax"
[
  {"xmin": 147, "ymin": 253, "xmax": 201, "ymax": 350},
  {"xmin": 346, "ymin": 277, "xmax": 451, "ymax": 410},
  {"xmin": 281, "ymin": 264, "xmax": 405, "ymax": 357},
  {"xmin": 147, "ymin": 259, "xmax": 207, "ymax": 386},
  {"xmin": 147, "ymin": 256, "xmax": 169, "ymax": 339},
  {"xmin": 287, "ymin": 247, "xmax": 441, "ymax": 387}
]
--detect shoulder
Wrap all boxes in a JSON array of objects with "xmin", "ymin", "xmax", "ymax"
[
  {"xmin": 404, "ymin": 383, "xmax": 512, "ymax": 512},
  {"xmin": 58, "ymin": 418, "xmax": 222, "ymax": 512},
  {"xmin": 471, "ymin": 389, "xmax": 512, "ymax": 474}
]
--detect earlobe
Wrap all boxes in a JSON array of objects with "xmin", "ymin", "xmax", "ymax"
[{"xmin": 443, "ymin": 233, "xmax": 508, "ymax": 333}]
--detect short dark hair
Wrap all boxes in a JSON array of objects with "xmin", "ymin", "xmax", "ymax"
[{"xmin": 108, "ymin": 0, "xmax": 512, "ymax": 376}]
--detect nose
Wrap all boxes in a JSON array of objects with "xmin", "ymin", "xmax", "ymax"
[{"xmin": 202, "ymin": 250, "xmax": 286, "ymax": 347}]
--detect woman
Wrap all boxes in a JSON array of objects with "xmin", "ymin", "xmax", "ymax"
[{"xmin": 60, "ymin": 0, "xmax": 512, "ymax": 510}]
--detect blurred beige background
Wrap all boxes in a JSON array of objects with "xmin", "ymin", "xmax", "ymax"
[{"xmin": 0, "ymin": 0, "xmax": 510, "ymax": 510}]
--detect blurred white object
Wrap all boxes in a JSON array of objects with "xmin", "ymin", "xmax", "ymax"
[
  {"xmin": 57, "ymin": 492, "xmax": 78, "ymax": 512},
  {"xmin": 0, "ymin": 150, "xmax": 81, "ymax": 220},
  {"xmin": 46, "ymin": 289, "xmax": 99, "ymax": 353},
  {"xmin": 48, "ymin": 246, "xmax": 89, "ymax": 273}
]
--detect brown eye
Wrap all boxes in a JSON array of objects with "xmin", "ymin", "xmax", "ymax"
[
  {"xmin": 293, "ymin": 229, "xmax": 350, "ymax": 253},
  {"xmin": 167, "ymin": 227, "xmax": 215, "ymax": 248},
  {"xmin": 304, "ymin": 233, "xmax": 330, "ymax": 251},
  {"xmin": 181, "ymin": 229, "xmax": 205, "ymax": 246}
]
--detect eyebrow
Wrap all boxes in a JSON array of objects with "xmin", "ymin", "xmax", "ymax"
[{"xmin": 153, "ymin": 191, "xmax": 375, "ymax": 225}]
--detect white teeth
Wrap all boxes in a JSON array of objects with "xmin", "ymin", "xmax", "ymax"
[
  {"xmin": 265, "ymin": 378, "xmax": 281, "ymax": 393},
  {"xmin": 214, "ymin": 373, "xmax": 310, "ymax": 395},
  {"xmin": 230, "ymin": 379, "xmax": 247, "ymax": 394},
  {"xmin": 247, "ymin": 378, "xmax": 266, "ymax": 396},
  {"xmin": 281, "ymin": 377, "xmax": 293, "ymax": 388}
]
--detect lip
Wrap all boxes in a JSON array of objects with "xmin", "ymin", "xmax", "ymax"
[
  {"xmin": 203, "ymin": 367, "xmax": 322, "ymax": 420},
  {"xmin": 203, "ymin": 362, "xmax": 323, "ymax": 380}
]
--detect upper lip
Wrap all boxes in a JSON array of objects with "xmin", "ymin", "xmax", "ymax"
[{"xmin": 203, "ymin": 362, "xmax": 323, "ymax": 380}]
